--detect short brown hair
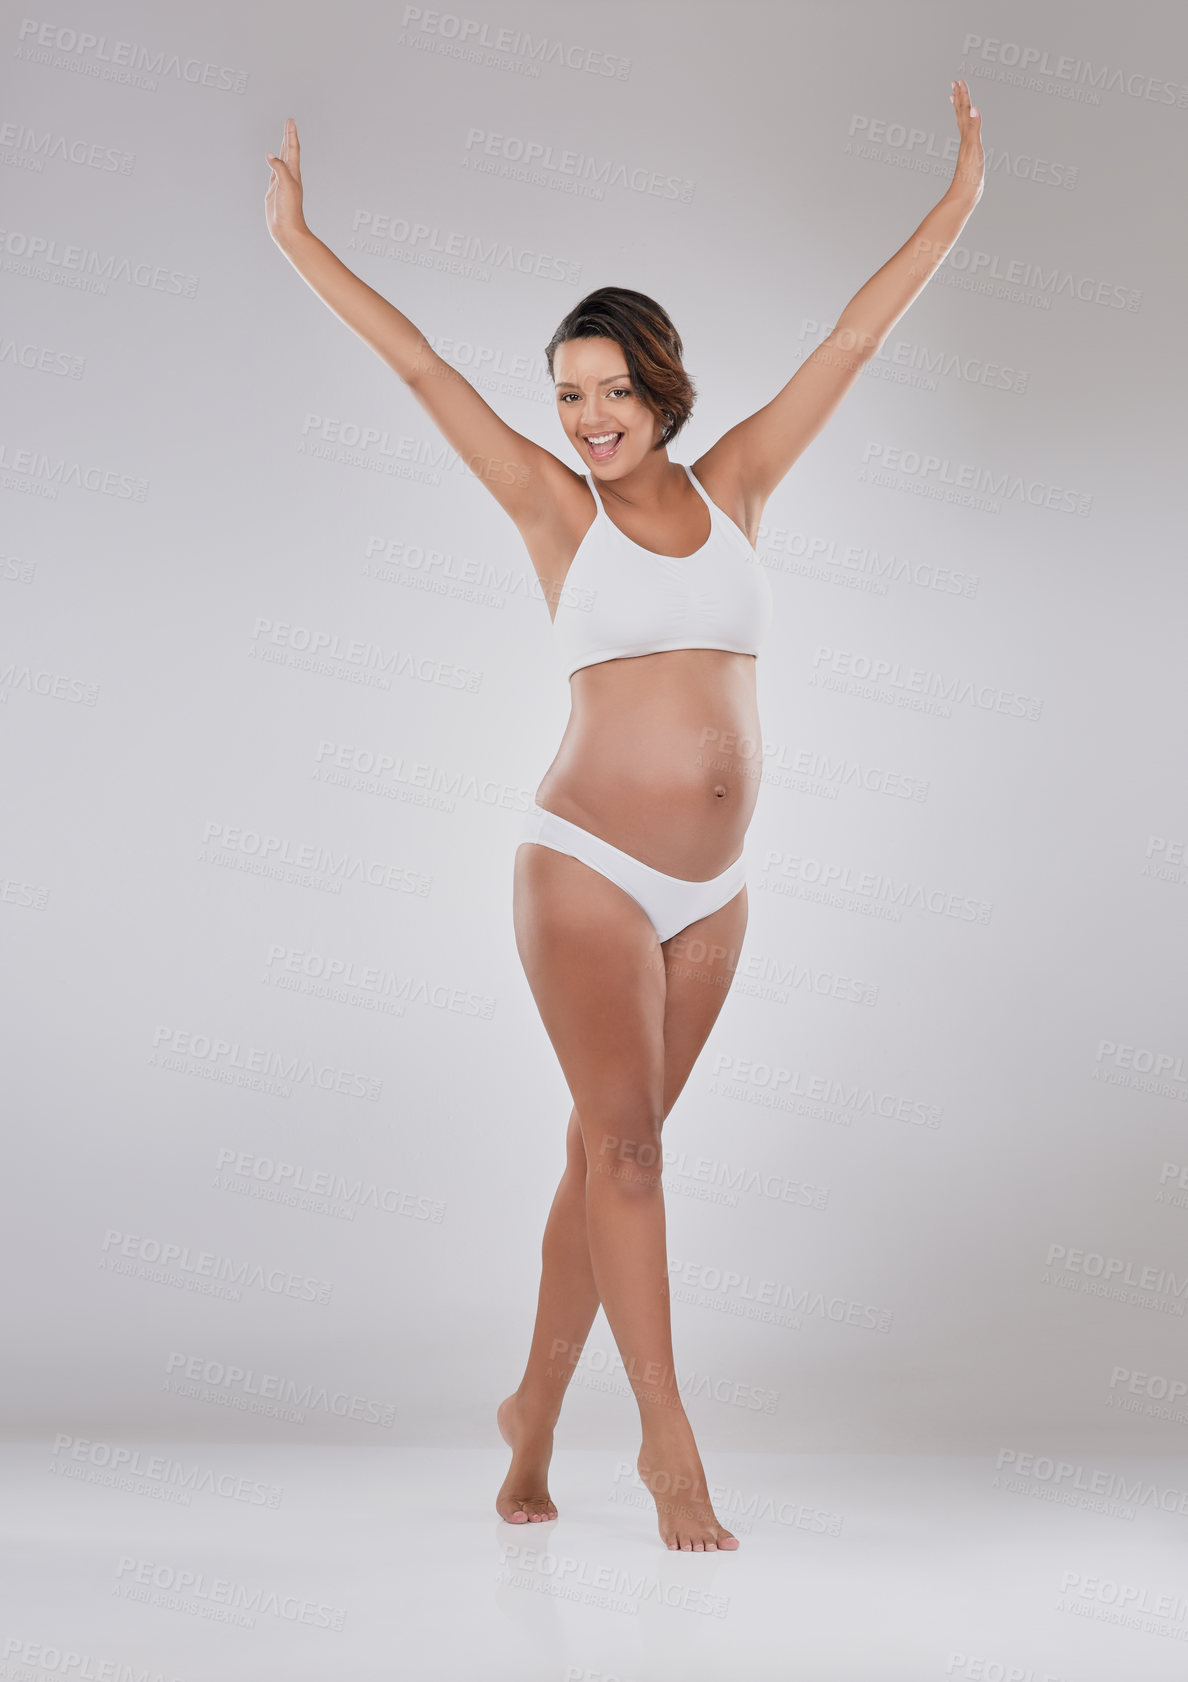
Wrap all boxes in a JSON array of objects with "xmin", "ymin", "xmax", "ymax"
[{"xmin": 544, "ymin": 287, "xmax": 696, "ymax": 451}]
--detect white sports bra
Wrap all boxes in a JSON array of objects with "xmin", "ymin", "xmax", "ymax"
[{"xmin": 551, "ymin": 463, "xmax": 774, "ymax": 680}]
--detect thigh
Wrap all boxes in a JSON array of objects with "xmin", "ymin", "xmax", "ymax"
[
  {"xmin": 513, "ymin": 842, "xmax": 668, "ymax": 1168},
  {"xmin": 657, "ymin": 883, "xmax": 749, "ymax": 1117}
]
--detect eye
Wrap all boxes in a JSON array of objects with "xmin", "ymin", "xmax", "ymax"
[{"xmin": 556, "ymin": 387, "xmax": 632, "ymax": 403}]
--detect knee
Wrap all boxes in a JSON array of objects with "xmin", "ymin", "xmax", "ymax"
[
  {"xmin": 587, "ymin": 1118, "xmax": 665, "ymax": 1196},
  {"xmin": 564, "ymin": 1108, "xmax": 588, "ymax": 1177}
]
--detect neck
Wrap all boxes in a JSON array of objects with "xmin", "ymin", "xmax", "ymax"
[{"xmin": 593, "ymin": 450, "xmax": 681, "ymax": 509}]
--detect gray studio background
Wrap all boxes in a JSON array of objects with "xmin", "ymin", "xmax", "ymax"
[{"xmin": 3, "ymin": 0, "xmax": 1186, "ymax": 1457}]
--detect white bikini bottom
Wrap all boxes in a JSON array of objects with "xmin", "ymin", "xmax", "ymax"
[{"xmin": 517, "ymin": 805, "xmax": 747, "ymax": 944}]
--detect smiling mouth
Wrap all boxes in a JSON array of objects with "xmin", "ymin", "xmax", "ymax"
[{"xmin": 584, "ymin": 432, "xmax": 623, "ymax": 460}]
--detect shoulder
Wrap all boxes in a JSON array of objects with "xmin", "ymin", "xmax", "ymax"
[
  {"xmin": 688, "ymin": 452, "xmax": 756, "ymax": 548},
  {"xmin": 516, "ymin": 456, "xmax": 593, "ymax": 546}
]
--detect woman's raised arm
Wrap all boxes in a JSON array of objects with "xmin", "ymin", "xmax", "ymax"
[
  {"xmin": 700, "ymin": 81, "xmax": 986, "ymax": 528},
  {"xmin": 264, "ymin": 118, "xmax": 564, "ymax": 528}
]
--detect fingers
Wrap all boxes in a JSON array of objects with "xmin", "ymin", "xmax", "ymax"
[
  {"xmin": 267, "ymin": 117, "xmax": 301, "ymax": 186},
  {"xmin": 950, "ymin": 78, "xmax": 980, "ymax": 124},
  {"xmin": 285, "ymin": 115, "xmax": 301, "ymax": 182}
]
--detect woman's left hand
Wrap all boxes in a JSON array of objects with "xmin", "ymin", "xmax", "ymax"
[{"xmin": 949, "ymin": 78, "xmax": 984, "ymax": 206}]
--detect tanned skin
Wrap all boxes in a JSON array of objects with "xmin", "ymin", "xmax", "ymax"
[{"xmin": 264, "ymin": 83, "xmax": 984, "ymax": 1550}]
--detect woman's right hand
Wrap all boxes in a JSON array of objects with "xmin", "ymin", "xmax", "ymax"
[{"xmin": 265, "ymin": 118, "xmax": 310, "ymax": 249}]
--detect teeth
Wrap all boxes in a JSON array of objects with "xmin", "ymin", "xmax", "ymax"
[{"xmin": 586, "ymin": 433, "xmax": 620, "ymax": 445}]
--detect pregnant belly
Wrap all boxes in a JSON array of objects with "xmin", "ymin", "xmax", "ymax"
[{"xmin": 534, "ymin": 650, "xmax": 764, "ymax": 879}]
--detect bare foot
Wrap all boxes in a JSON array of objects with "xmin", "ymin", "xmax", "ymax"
[
  {"xmin": 637, "ymin": 1433, "xmax": 739, "ymax": 1551},
  {"xmin": 496, "ymin": 1394, "xmax": 558, "ymax": 1524}
]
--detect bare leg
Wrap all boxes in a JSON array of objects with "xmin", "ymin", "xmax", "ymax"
[
  {"xmin": 503, "ymin": 840, "xmax": 748, "ymax": 1549},
  {"xmin": 496, "ymin": 1109, "xmax": 598, "ymax": 1523}
]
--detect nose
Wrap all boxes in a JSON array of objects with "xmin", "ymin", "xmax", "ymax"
[{"xmin": 577, "ymin": 400, "xmax": 611, "ymax": 432}]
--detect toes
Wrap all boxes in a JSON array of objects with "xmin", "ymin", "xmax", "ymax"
[
  {"xmin": 663, "ymin": 1524, "xmax": 733, "ymax": 1552},
  {"xmin": 499, "ymin": 1489, "xmax": 556, "ymax": 1523}
]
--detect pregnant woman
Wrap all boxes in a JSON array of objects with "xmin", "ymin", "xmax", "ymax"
[{"xmin": 264, "ymin": 83, "xmax": 984, "ymax": 1551}]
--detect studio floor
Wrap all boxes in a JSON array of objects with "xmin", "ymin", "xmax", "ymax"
[{"xmin": 3, "ymin": 1444, "xmax": 1186, "ymax": 1681}]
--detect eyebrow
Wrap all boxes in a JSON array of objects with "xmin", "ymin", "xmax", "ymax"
[{"xmin": 553, "ymin": 373, "xmax": 632, "ymax": 390}]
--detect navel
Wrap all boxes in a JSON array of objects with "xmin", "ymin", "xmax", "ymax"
[{"xmin": 713, "ymin": 785, "xmax": 727, "ymax": 799}]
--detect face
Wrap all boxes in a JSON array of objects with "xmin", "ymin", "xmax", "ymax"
[{"xmin": 553, "ymin": 336, "xmax": 662, "ymax": 473}]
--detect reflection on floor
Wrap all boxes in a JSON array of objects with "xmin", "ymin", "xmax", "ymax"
[{"xmin": 4, "ymin": 1445, "xmax": 1187, "ymax": 1681}]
